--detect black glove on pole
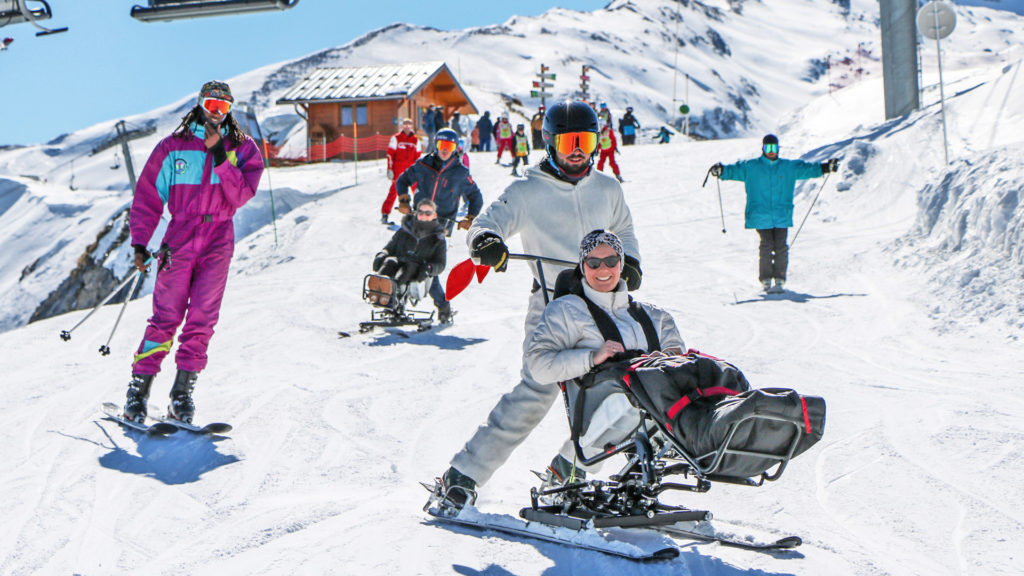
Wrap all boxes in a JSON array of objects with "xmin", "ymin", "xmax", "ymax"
[{"xmin": 471, "ymin": 232, "xmax": 509, "ymax": 272}]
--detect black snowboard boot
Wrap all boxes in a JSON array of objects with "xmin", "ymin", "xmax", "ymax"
[
  {"xmin": 439, "ymin": 466, "xmax": 477, "ymax": 513},
  {"xmin": 168, "ymin": 369, "xmax": 198, "ymax": 424},
  {"xmin": 124, "ymin": 373, "xmax": 154, "ymax": 423},
  {"xmin": 437, "ymin": 301, "xmax": 453, "ymax": 324}
]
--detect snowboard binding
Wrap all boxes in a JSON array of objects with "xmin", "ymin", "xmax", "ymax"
[
  {"xmin": 359, "ymin": 274, "xmax": 435, "ymax": 333},
  {"xmin": 422, "ymin": 477, "xmax": 478, "ymax": 518}
]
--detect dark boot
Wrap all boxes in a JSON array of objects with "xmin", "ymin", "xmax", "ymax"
[
  {"xmin": 168, "ymin": 369, "xmax": 198, "ymax": 424},
  {"xmin": 440, "ymin": 466, "xmax": 477, "ymax": 512},
  {"xmin": 437, "ymin": 301, "xmax": 453, "ymax": 324},
  {"xmin": 124, "ymin": 374, "xmax": 154, "ymax": 423}
]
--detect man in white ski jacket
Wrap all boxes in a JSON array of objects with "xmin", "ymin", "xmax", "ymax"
[{"xmin": 432, "ymin": 101, "xmax": 642, "ymax": 512}]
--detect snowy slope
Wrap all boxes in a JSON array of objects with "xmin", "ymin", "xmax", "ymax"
[
  {"xmin": 3, "ymin": 0, "xmax": 1024, "ymax": 333},
  {"xmin": 1, "ymin": 1, "xmax": 1024, "ymax": 575}
]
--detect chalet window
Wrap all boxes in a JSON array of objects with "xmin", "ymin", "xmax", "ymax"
[{"xmin": 341, "ymin": 105, "xmax": 368, "ymax": 126}]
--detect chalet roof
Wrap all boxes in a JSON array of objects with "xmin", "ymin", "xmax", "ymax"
[{"xmin": 277, "ymin": 61, "xmax": 472, "ymax": 105}]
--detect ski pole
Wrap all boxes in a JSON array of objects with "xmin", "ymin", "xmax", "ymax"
[
  {"xmin": 98, "ymin": 267, "xmax": 144, "ymax": 356},
  {"xmin": 59, "ymin": 258, "xmax": 151, "ymax": 342},
  {"xmin": 791, "ymin": 173, "xmax": 831, "ymax": 248},
  {"xmin": 716, "ymin": 177, "xmax": 726, "ymax": 234},
  {"xmin": 702, "ymin": 167, "xmax": 726, "ymax": 234}
]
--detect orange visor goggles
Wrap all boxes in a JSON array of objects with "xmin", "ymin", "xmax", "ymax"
[
  {"xmin": 436, "ymin": 140, "xmax": 458, "ymax": 154},
  {"xmin": 552, "ymin": 131, "xmax": 598, "ymax": 155},
  {"xmin": 201, "ymin": 97, "xmax": 232, "ymax": 115}
]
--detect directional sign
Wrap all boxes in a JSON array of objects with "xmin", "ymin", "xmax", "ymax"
[
  {"xmin": 580, "ymin": 75, "xmax": 590, "ymax": 81},
  {"xmin": 531, "ymin": 91, "xmax": 541, "ymax": 98},
  {"xmin": 539, "ymin": 73, "xmax": 556, "ymax": 80},
  {"xmin": 679, "ymin": 104, "xmax": 690, "ymax": 114}
]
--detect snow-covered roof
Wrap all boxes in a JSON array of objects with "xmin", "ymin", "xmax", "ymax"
[{"xmin": 276, "ymin": 61, "xmax": 472, "ymax": 106}]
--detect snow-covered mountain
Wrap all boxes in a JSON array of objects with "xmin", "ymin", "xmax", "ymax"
[{"xmin": 1, "ymin": 2, "xmax": 1023, "ymax": 572}]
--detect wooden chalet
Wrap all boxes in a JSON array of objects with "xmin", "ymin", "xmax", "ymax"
[{"xmin": 276, "ymin": 61, "xmax": 477, "ymax": 160}]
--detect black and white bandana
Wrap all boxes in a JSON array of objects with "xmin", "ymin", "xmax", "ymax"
[{"xmin": 578, "ymin": 229, "xmax": 624, "ymax": 263}]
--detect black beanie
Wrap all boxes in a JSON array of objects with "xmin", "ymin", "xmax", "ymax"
[{"xmin": 762, "ymin": 134, "xmax": 779, "ymax": 146}]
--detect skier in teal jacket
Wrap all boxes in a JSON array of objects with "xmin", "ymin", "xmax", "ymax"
[{"xmin": 710, "ymin": 134, "xmax": 838, "ymax": 292}]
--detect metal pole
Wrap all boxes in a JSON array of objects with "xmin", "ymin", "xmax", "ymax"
[
  {"xmin": 60, "ymin": 261, "xmax": 149, "ymax": 341},
  {"xmin": 933, "ymin": 7, "xmax": 951, "ymax": 165},
  {"xmin": 99, "ymin": 269, "xmax": 144, "ymax": 356},
  {"xmin": 791, "ymin": 174, "xmax": 831, "ymax": 248},
  {"xmin": 353, "ymin": 108, "xmax": 359, "ymax": 186},
  {"xmin": 716, "ymin": 177, "xmax": 725, "ymax": 234}
]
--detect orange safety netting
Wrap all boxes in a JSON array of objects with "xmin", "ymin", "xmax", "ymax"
[{"xmin": 263, "ymin": 134, "xmax": 392, "ymax": 163}]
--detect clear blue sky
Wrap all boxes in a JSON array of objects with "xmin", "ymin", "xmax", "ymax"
[{"xmin": 0, "ymin": 1, "xmax": 603, "ymax": 146}]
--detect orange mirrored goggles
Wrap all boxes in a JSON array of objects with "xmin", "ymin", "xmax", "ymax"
[
  {"xmin": 552, "ymin": 131, "xmax": 598, "ymax": 155},
  {"xmin": 201, "ymin": 97, "xmax": 232, "ymax": 115},
  {"xmin": 436, "ymin": 140, "xmax": 458, "ymax": 154}
]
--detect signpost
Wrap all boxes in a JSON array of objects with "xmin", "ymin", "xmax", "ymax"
[
  {"xmin": 532, "ymin": 64, "xmax": 556, "ymax": 107},
  {"xmin": 580, "ymin": 65, "xmax": 591, "ymax": 102},
  {"xmin": 917, "ymin": 1, "xmax": 955, "ymax": 165}
]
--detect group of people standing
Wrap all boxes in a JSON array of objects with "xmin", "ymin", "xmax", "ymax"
[{"xmin": 118, "ymin": 80, "xmax": 840, "ymax": 504}]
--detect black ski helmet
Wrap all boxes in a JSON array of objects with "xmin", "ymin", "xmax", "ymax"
[
  {"xmin": 542, "ymin": 101, "xmax": 600, "ymax": 150},
  {"xmin": 435, "ymin": 128, "xmax": 458, "ymax": 148}
]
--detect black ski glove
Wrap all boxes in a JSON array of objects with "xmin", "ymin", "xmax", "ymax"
[
  {"xmin": 471, "ymin": 232, "xmax": 509, "ymax": 272},
  {"xmin": 622, "ymin": 254, "xmax": 642, "ymax": 291},
  {"xmin": 372, "ymin": 251, "xmax": 388, "ymax": 272},
  {"xmin": 820, "ymin": 158, "xmax": 840, "ymax": 174},
  {"xmin": 710, "ymin": 163, "xmax": 723, "ymax": 177}
]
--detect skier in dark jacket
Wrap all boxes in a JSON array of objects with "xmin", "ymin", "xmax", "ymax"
[
  {"xmin": 618, "ymin": 107, "xmax": 640, "ymax": 145},
  {"xmin": 373, "ymin": 199, "xmax": 447, "ymax": 287},
  {"xmin": 395, "ymin": 128, "xmax": 483, "ymax": 321},
  {"xmin": 476, "ymin": 112, "xmax": 494, "ymax": 152},
  {"xmin": 710, "ymin": 134, "xmax": 839, "ymax": 292}
]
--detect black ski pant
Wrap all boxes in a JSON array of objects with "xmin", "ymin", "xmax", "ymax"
[
  {"xmin": 756, "ymin": 228, "xmax": 789, "ymax": 283},
  {"xmin": 623, "ymin": 134, "xmax": 636, "ymax": 145}
]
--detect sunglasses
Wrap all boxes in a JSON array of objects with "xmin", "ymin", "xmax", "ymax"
[
  {"xmin": 763, "ymin": 143, "xmax": 779, "ymax": 154},
  {"xmin": 552, "ymin": 131, "xmax": 598, "ymax": 156},
  {"xmin": 436, "ymin": 140, "xmax": 458, "ymax": 154},
  {"xmin": 583, "ymin": 255, "xmax": 621, "ymax": 270},
  {"xmin": 202, "ymin": 97, "xmax": 232, "ymax": 115}
]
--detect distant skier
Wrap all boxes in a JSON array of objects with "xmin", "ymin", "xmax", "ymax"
[
  {"xmin": 509, "ymin": 124, "xmax": 530, "ymax": 177},
  {"xmin": 530, "ymin": 106, "xmax": 546, "ymax": 150},
  {"xmin": 382, "ymin": 118, "xmax": 422, "ymax": 225},
  {"xmin": 0, "ymin": 37, "xmax": 13, "ymax": 52},
  {"xmin": 597, "ymin": 102, "xmax": 613, "ymax": 131},
  {"xmin": 476, "ymin": 111, "xmax": 493, "ymax": 152},
  {"xmin": 618, "ymin": 106, "xmax": 640, "ymax": 146},
  {"xmin": 710, "ymin": 134, "xmax": 839, "ymax": 292},
  {"xmin": 494, "ymin": 112, "xmax": 514, "ymax": 164},
  {"xmin": 396, "ymin": 128, "xmax": 483, "ymax": 323},
  {"xmin": 596, "ymin": 122, "xmax": 624, "ymax": 183},
  {"xmin": 123, "ymin": 80, "xmax": 264, "ymax": 425},
  {"xmin": 654, "ymin": 126, "xmax": 671, "ymax": 144},
  {"xmin": 430, "ymin": 100, "xmax": 641, "ymax": 514}
]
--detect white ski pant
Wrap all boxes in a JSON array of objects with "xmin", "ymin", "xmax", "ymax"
[{"xmin": 451, "ymin": 289, "xmax": 572, "ymax": 486}]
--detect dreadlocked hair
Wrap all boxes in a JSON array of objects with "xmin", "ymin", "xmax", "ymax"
[{"xmin": 172, "ymin": 105, "xmax": 246, "ymax": 147}]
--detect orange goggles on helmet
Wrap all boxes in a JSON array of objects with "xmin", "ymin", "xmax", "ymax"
[
  {"xmin": 552, "ymin": 131, "xmax": 598, "ymax": 155},
  {"xmin": 436, "ymin": 140, "xmax": 458, "ymax": 154},
  {"xmin": 201, "ymin": 97, "xmax": 232, "ymax": 115}
]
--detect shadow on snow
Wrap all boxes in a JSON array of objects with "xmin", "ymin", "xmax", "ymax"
[
  {"xmin": 731, "ymin": 290, "xmax": 867, "ymax": 305},
  {"xmin": 363, "ymin": 328, "xmax": 487, "ymax": 350},
  {"xmin": 94, "ymin": 420, "xmax": 240, "ymax": 485}
]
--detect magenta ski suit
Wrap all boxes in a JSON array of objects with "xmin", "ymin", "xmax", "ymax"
[{"xmin": 130, "ymin": 122, "xmax": 263, "ymax": 375}]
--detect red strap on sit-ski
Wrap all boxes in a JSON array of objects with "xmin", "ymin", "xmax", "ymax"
[
  {"xmin": 666, "ymin": 386, "xmax": 739, "ymax": 420},
  {"xmin": 800, "ymin": 396, "xmax": 812, "ymax": 434}
]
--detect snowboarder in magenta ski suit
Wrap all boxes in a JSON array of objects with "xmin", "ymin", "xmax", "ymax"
[
  {"xmin": 710, "ymin": 134, "xmax": 839, "ymax": 293},
  {"xmin": 123, "ymin": 80, "xmax": 264, "ymax": 424},
  {"xmin": 431, "ymin": 101, "xmax": 642, "ymax": 513}
]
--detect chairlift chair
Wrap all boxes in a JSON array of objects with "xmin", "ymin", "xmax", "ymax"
[
  {"xmin": 131, "ymin": 0, "xmax": 298, "ymax": 22},
  {"xmin": 0, "ymin": 0, "xmax": 66, "ymax": 35}
]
